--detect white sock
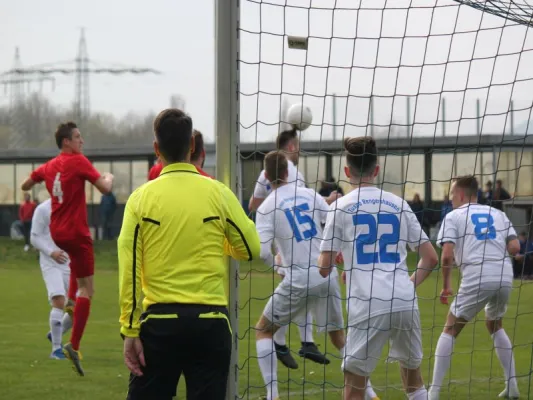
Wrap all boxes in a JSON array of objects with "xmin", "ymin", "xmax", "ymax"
[
  {"xmin": 273, "ymin": 325, "xmax": 287, "ymax": 346},
  {"xmin": 256, "ymin": 338, "xmax": 279, "ymax": 400},
  {"xmin": 430, "ymin": 333, "xmax": 455, "ymax": 392},
  {"xmin": 49, "ymin": 307, "xmax": 64, "ymax": 351},
  {"xmin": 299, "ymin": 312, "xmax": 314, "ymax": 343},
  {"xmin": 408, "ymin": 386, "xmax": 428, "ymax": 400},
  {"xmin": 62, "ymin": 312, "xmax": 73, "ymax": 334},
  {"xmin": 366, "ymin": 378, "xmax": 377, "ymax": 398},
  {"xmin": 492, "ymin": 329, "xmax": 518, "ymax": 391}
]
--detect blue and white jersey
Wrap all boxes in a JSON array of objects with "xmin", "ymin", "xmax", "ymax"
[
  {"xmin": 321, "ymin": 186, "xmax": 428, "ymax": 325},
  {"xmin": 437, "ymin": 204, "xmax": 516, "ymax": 286},
  {"xmin": 256, "ymin": 183, "xmax": 331, "ymax": 289}
]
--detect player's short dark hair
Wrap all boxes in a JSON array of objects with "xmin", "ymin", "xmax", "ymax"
[
  {"xmin": 55, "ymin": 122, "xmax": 78, "ymax": 149},
  {"xmin": 344, "ymin": 136, "xmax": 378, "ymax": 176},
  {"xmin": 264, "ymin": 150, "xmax": 288, "ymax": 185},
  {"xmin": 276, "ymin": 129, "xmax": 298, "ymax": 150},
  {"xmin": 454, "ymin": 175, "xmax": 479, "ymax": 198},
  {"xmin": 153, "ymin": 108, "xmax": 193, "ymax": 163},
  {"xmin": 190, "ymin": 130, "xmax": 204, "ymax": 162}
]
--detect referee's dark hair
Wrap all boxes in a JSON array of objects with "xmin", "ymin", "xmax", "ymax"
[
  {"xmin": 454, "ymin": 175, "xmax": 479, "ymax": 198},
  {"xmin": 153, "ymin": 108, "xmax": 193, "ymax": 163}
]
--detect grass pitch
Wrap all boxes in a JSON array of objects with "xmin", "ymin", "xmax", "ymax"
[{"xmin": 0, "ymin": 238, "xmax": 531, "ymax": 399}]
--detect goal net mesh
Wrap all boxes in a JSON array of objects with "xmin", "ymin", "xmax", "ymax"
[{"xmin": 237, "ymin": 1, "xmax": 533, "ymax": 399}]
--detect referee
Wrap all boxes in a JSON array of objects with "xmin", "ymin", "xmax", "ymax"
[{"xmin": 118, "ymin": 108, "xmax": 260, "ymax": 400}]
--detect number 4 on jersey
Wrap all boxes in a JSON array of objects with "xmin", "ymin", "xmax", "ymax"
[{"xmin": 52, "ymin": 173, "xmax": 64, "ymax": 204}]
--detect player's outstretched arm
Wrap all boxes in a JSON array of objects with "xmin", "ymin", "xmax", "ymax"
[
  {"xmin": 222, "ymin": 184, "xmax": 260, "ymax": 261},
  {"xmin": 117, "ymin": 190, "xmax": 143, "ymax": 338},
  {"xmin": 21, "ymin": 177, "xmax": 36, "ymax": 191},
  {"xmin": 93, "ymin": 173, "xmax": 114, "ymax": 195},
  {"xmin": 410, "ymin": 241, "xmax": 438, "ymax": 288}
]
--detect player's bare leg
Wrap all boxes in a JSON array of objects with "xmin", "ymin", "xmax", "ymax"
[
  {"xmin": 343, "ymin": 370, "xmax": 367, "ymax": 400},
  {"xmin": 256, "ymin": 315, "xmax": 281, "ymax": 400},
  {"xmin": 428, "ymin": 312, "xmax": 468, "ymax": 399},
  {"xmin": 63, "ymin": 275, "xmax": 93, "ymax": 376},
  {"xmin": 486, "ymin": 319, "xmax": 519, "ymax": 399},
  {"xmin": 330, "ymin": 330, "xmax": 379, "ymax": 400},
  {"xmin": 400, "ymin": 366, "xmax": 428, "ymax": 399}
]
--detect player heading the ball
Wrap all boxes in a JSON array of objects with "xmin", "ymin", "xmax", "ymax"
[
  {"xmin": 22, "ymin": 122, "xmax": 114, "ymax": 376},
  {"xmin": 318, "ymin": 136, "xmax": 439, "ymax": 400},
  {"xmin": 254, "ymin": 150, "xmax": 347, "ymax": 400},
  {"xmin": 429, "ymin": 175, "xmax": 520, "ymax": 400}
]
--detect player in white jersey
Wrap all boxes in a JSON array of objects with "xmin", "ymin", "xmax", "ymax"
[
  {"xmin": 30, "ymin": 198, "xmax": 73, "ymax": 359},
  {"xmin": 319, "ymin": 137, "xmax": 439, "ymax": 400},
  {"xmin": 249, "ymin": 129, "xmax": 341, "ymax": 368},
  {"xmin": 429, "ymin": 176, "xmax": 520, "ymax": 400},
  {"xmin": 254, "ymin": 150, "xmax": 350, "ymax": 400}
]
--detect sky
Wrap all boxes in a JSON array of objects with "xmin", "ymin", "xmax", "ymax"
[{"xmin": 1, "ymin": 0, "xmax": 532, "ymax": 145}]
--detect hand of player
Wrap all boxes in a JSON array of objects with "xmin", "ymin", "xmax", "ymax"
[
  {"xmin": 50, "ymin": 250, "xmax": 68, "ymax": 264},
  {"xmin": 341, "ymin": 271, "xmax": 346, "ymax": 284},
  {"xmin": 440, "ymin": 288, "xmax": 453, "ymax": 305},
  {"xmin": 326, "ymin": 190, "xmax": 342, "ymax": 205},
  {"xmin": 124, "ymin": 337, "xmax": 146, "ymax": 376},
  {"xmin": 335, "ymin": 252, "xmax": 344, "ymax": 265}
]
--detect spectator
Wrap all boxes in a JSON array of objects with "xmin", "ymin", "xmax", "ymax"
[
  {"xmin": 440, "ymin": 194, "xmax": 452, "ymax": 222},
  {"xmin": 411, "ymin": 193, "xmax": 429, "ymax": 236},
  {"xmin": 19, "ymin": 192, "xmax": 36, "ymax": 251},
  {"xmin": 514, "ymin": 232, "xmax": 533, "ymax": 280},
  {"xmin": 492, "ymin": 179, "xmax": 512, "ymax": 211},
  {"xmin": 99, "ymin": 191, "xmax": 117, "ymax": 240},
  {"xmin": 477, "ymin": 187, "xmax": 486, "ymax": 204},
  {"xmin": 484, "ymin": 181, "xmax": 493, "ymax": 204}
]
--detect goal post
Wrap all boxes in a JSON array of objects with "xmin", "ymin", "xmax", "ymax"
[
  {"xmin": 229, "ymin": 1, "xmax": 533, "ymax": 399},
  {"xmin": 214, "ymin": 0, "xmax": 240, "ymax": 399}
]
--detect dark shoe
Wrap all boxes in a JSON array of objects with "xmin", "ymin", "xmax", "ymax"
[
  {"xmin": 274, "ymin": 342, "xmax": 298, "ymax": 369},
  {"xmin": 298, "ymin": 342, "xmax": 330, "ymax": 365}
]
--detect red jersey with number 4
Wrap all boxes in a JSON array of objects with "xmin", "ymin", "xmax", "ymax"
[{"xmin": 31, "ymin": 152, "xmax": 101, "ymax": 239}]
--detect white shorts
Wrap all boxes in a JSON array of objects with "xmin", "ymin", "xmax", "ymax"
[
  {"xmin": 41, "ymin": 264, "xmax": 70, "ymax": 301},
  {"xmin": 450, "ymin": 281, "xmax": 511, "ymax": 321},
  {"xmin": 343, "ymin": 310, "xmax": 423, "ymax": 376},
  {"xmin": 263, "ymin": 279, "xmax": 344, "ymax": 333}
]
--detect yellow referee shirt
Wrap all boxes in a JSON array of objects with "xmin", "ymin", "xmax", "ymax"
[{"xmin": 118, "ymin": 163, "xmax": 260, "ymax": 338}]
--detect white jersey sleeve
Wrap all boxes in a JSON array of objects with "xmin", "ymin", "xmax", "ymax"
[
  {"xmin": 437, "ymin": 212, "xmax": 458, "ymax": 247},
  {"xmin": 255, "ymin": 200, "xmax": 275, "ymax": 267},
  {"xmin": 253, "ymin": 170, "xmax": 270, "ymax": 200},
  {"xmin": 404, "ymin": 201, "xmax": 430, "ymax": 250},
  {"xmin": 296, "ymin": 170, "xmax": 306, "ymax": 188},
  {"xmin": 30, "ymin": 201, "xmax": 58, "ymax": 257}
]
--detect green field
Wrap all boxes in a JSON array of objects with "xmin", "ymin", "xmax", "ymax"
[{"xmin": 0, "ymin": 237, "xmax": 532, "ymax": 399}]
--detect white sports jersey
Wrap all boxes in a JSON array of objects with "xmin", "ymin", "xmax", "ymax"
[
  {"xmin": 437, "ymin": 203, "xmax": 516, "ymax": 286},
  {"xmin": 320, "ymin": 186, "xmax": 428, "ymax": 325},
  {"xmin": 256, "ymin": 183, "xmax": 331, "ymax": 288},
  {"xmin": 30, "ymin": 199, "xmax": 70, "ymax": 271},
  {"xmin": 253, "ymin": 159, "xmax": 306, "ymax": 200}
]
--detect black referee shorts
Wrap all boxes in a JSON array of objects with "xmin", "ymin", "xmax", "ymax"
[{"xmin": 127, "ymin": 303, "xmax": 232, "ymax": 400}]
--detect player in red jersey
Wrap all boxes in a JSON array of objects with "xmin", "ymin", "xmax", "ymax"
[
  {"xmin": 21, "ymin": 122, "xmax": 114, "ymax": 376},
  {"xmin": 148, "ymin": 130, "xmax": 213, "ymax": 181}
]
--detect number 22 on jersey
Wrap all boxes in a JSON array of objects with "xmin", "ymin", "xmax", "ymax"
[
  {"xmin": 52, "ymin": 173, "xmax": 64, "ymax": 204},
  {"xmin": 353, "ymin": 213, "xmax": 401, "ymax": 264}
]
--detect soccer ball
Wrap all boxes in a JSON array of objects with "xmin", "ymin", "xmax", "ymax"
[{"xmin": 286, "ymin": 103, "xmax": 313, "ymax": 131}]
